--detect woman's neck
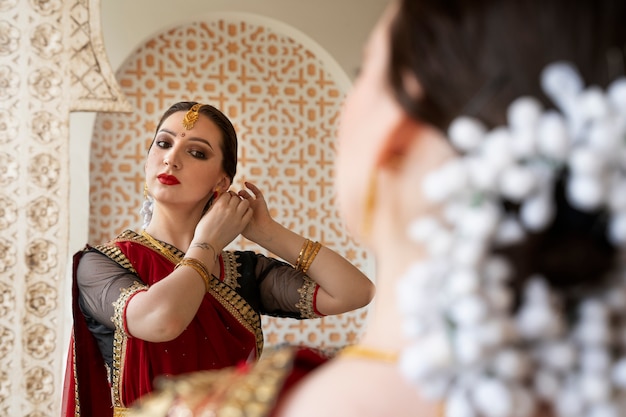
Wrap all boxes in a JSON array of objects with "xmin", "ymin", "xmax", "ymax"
[
  {"xmin": 144, "ymin": 206, "xmax": 200, "ymax": 251},
  {"xmin": 358, "ymin": 237, "xmax": 427, "ymax": 352}
]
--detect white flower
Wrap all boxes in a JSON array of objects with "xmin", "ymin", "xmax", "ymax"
[
  {"xmin": 446, "ymin": 390, "xmax": 476, "ymax": 417},
  {"xmin": 607, "ymin": 77, "xmax": 626, "ymax": 112},
  {"xmin": 492, "ymin": 349, "xmax": 532, "ymax": 380},
  {"xmin": 537, "ymin": 111, "xmax": 570, "ymax": 161},
  {"xmin": 567, "ymin": 174, "xmax": 606, "ymax": 211},
  {"xmin": 507, "ymin": 97, "xmax": 543, "ymax": 132},
  {"xmin": 499, "ymin": 165, "xmax": 538, "ymax": 202},
  {"xmin": 472, "ymin": 378, "xmax": 514, "ymax": 417},
  {"xmin": 449, "ymin": 116, "xmax": 487, "ymax": 152},
  {"xmin": 540, "ymin": 62, "xmax": 584, "ymax": 113},
  {"xmin": 608, "ymin": 211, "xmax": 626, "ymax": 245},
  {"xmin": 520, "ymin": 192, "xmax": 555, "ymax": 231}
]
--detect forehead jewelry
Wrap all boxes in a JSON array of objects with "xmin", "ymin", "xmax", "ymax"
[{"xmin": 182, "ymin": 103, "xmax": 202, "ymax": 130}]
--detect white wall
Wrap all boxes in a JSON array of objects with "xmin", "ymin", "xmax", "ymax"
[{"xmin": 69, "ymin": 0, "xmax": 388, "ymax": 254}]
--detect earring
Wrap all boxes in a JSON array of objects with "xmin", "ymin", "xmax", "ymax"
[
  {"xmin": 361, "ymin": 171, "xmax": 377, "ymax": 237},
  {"xmin": 144, "ymin": 182, "xmax": 149, "ymax": 199}
]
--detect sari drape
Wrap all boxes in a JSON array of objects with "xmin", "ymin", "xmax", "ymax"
[{"xmin": 62, "ymin": 231, "xmax": 261, "ymax": 416}]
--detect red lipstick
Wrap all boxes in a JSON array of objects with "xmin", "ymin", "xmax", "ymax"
[{"xmin": 157, "ymin": 174, "xmax": 180, "ymax": 185}]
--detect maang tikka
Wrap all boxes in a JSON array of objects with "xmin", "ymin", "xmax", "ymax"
[{"xmin": 182, "ymin": 103, "xmax": 203, "ymax": 130}]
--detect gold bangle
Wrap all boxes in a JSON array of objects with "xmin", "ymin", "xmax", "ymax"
[
  {"xmin": 295, "ymin": 239, "xmax": 313, "ymax": 270},
  {"xmin": 301, "ymin": 241, "xmax": 322, "ymax": 273},
  {"xmin": 175, "ymin": 257, "xmax": 211, "ymax": 292}
]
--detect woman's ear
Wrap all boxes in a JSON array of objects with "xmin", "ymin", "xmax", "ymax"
[
  {"xmin": 215, "ymin": 176, "xmax": 231, "ymax": 193},
  {"xmin": 376, "ymin": 113, "xmax": 423, "ymax": 170}
]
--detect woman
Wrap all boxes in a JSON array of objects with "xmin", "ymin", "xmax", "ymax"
[
  {"xmin": 62, "ymin": 101, "xmax": 375, "ymax": 417},
  {"xmin": 129, "ymin": 0, "xmax": 626, "ymax": 416}
]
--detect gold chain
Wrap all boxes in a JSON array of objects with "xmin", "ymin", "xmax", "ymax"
[
  {"xmin": 340, "ymin": 344, "xmax": 399, "ymax": 363},
  {"xmin": 141, "ymin": 230, "xmax": 183, "ymax": 264}
]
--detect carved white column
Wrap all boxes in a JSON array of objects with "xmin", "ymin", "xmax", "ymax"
[{"xmin": 0, "ymin": 0, "xmax": 129, "ymax": 415}]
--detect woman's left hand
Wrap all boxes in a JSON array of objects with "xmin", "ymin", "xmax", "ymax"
[{"xmin": 237, "ymin": 181, "xmax": 275, "ymax": 243}]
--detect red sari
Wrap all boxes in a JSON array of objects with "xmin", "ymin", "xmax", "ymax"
[{"xmin": 62, "ymin": 231, "xmax": 263, "ymax": 417}]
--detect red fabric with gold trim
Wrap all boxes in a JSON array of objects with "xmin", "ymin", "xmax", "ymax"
[{"xmin": 113, "ymin": 239, "xmax": 259, "ymax": 408}]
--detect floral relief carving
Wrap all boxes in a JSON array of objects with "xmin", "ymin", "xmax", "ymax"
[
  {"xmin": 31, "ymin": 111, "xmax": 62, "ymax": 144},
  {"xmin": 28, "ymin": 0, "xmax": 62, "ymax": 16},
  {"xmin": 0, "ymin": 0, "xmax": 17, "ymax": 12},
  {"xmin": 0, "ymin": 20, "xmax": 19, "ymax": 56},
  {"xmin": 24, "ymin": 239, "xmax": 57, "ymax": 275},
  {"xmin": 0, "ymin": 65, "xmax": 19, "ymax": 100},
  {"xmin": 25, "ymin": 282, "xmax": 57, "ymax": 317},
  {"xmin": 0, "ymin": 282, "xmax": 14, "ymax": 317},
  {"xmin": 0, "ymin": 238, "xmax": 16, "ymax": 274},
  {"xmin": 24, "ymin": 324, "xmax": 55, "ymax": 359},
  {"xmin": 27, "ymin": 197, "xmax": 59, "ymax": 231},
  {"xmin": 28, "ymin": 153, "xmax": 60, "ymax": 189},
  {"xmin": 0, "ymin": 152, "xmax": 17, "ymax": 186},
  {"xmin": 0, "ymin": 196, "xmax": 17, "ymax": 230},
  {"xmin": 0, "ymin": 109, "xmax": 17, "ymax": 143},
  {"xmin": 0, "ymin": 326, "xmax": 13, "ymax": 359},
  {"xmin": 30, "ymin": 23, "xmax": 62, "ymax": 59},
  {"xmin": 0, "ymin": 369, "xmax": 8, "ymax": 404},
  {"xmin": 24, "ymin": 366, "xmax": 54, "ymax": 403},
  {"xmin": 28, "ymin": 67, "xmax": 62, "ymax": 101}
]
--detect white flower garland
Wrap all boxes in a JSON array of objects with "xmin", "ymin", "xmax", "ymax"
[{"xmin": 397, "ymin": 62, "xmax": 626, "ymax": 417}]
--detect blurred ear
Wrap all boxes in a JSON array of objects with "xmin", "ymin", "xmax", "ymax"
[
  {"xmin": 375, "ymin": 113, "xmax": 423, "ymax": 170},
  {"xmin": 215, "ymin": 175, "xmax": 231, "ymax": 193}
]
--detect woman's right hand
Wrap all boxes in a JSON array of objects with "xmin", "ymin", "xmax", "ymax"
[{"xmin": 193, "ymin": 191, "xmax": 253, "ymax": 251}]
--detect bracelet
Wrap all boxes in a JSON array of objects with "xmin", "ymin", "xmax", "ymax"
[
  {"xmin": 295, "ymin": 239, "xmax": 312, "ymax": 270},
  {"xmin": 301, "ymin": 241, "xmax": 322, "ymax": 273},
  {"xmin": 175, "ymin": 257, "xmax": 211, "ymax": 292},
  {"xmin": 295, "ymin": 239, "xmax": 322, "ymax": 273}
]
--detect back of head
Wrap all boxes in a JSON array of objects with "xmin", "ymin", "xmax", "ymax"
[
  {"xmin": 390, "ymin": 0, "xmax": 626, "ymax": 130},
  {"xmin": 388, "ymin": 0, "xmax": 626, "ymax": 298}
]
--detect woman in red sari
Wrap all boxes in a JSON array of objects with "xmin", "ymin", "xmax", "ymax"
[{"xmin": 62, "ymin": 101, "xmax": 375, "ymax": 417}]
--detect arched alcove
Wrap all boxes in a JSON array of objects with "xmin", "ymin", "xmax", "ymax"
[{"xmin": 88, "ymin": 13, "xmax": 373, "ymax": 350}]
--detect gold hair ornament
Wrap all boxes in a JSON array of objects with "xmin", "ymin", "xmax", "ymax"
[{"xmin": 182, "ymin": 103, "xmax": 203, "ymax": 130}]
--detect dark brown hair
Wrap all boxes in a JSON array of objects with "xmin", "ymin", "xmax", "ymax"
[
  {"xmin": 388, "ymin": 0, "xmax": 626, "ymax": 299},
  {"xmin": 153, "ymin": 101, "xmax": 238, "ymax": 183}
]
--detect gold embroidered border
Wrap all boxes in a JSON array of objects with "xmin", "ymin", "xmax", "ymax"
[
  {"xmin": 221, "ymin": 251, "xmax": 242, "ymax": 289},
  {"xmin": 295, "ymin": 276, "xmax": 322, "ymax": 319},
  {"xmin": 111, "ymin": 281, "xmax": 149, "ymax": 408},
  {"xmin": 129, "ymin": 346, "xmax": 296, "ymax": 417},
  {"xmin": 208, "ymin": 275, "xmax": 264, "ymax": 357},
  {"xmin": 94, "ymin": 241, "xmax": 139, "ymax": 275}
]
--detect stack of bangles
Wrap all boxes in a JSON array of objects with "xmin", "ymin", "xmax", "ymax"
[
  {"xmin": 175, "ymin": 258, "xmax": 211, "ymax": 292},
  {"xmin": 295, "ymin": 239, "xmax": 322, "ymax": 274}
]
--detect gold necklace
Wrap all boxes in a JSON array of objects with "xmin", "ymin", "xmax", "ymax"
[
  {"xmin": 141, "ymin": 230, "xmax": 183, "ymax": 264},
  {"xmin": 340, "ymin": 344, "xmax": 399, "ymax": 363}
]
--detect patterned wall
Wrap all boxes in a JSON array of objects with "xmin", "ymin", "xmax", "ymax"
[
  {"xmin": 0, "ymin": 0, "xmax": 131, "ymax": 415},
  {"xmin": 88, "ymin": 15, "xmax": 373, "ymax": 352}
]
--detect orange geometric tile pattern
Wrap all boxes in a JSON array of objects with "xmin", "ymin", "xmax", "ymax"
[{"xmin": 88, "ymin": 15, "xmax": 372, "ymax": 350}]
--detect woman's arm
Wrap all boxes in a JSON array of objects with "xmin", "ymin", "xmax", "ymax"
[
  {"xmin": 125, "ymin": 192, "xmax": 253, "ymax": 342},
  {"xmin": 238, "ymin": 182, "xmax": 375, "ymax": 315}
]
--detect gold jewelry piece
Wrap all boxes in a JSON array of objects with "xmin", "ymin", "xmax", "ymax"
[
  {"xmin": 182, "ymin": 103, "xmax": 202, "ymax": 130},
  {"xmin": 295, "ymin": 239, "xmax": 312, "ymax": 270},
  {"xmin": 144, "ymin": 182, "xmax": 149, "ymax": 199},
  {"xmin": 175, "ymin": 257, "xmax": 211, "ymax": 292},
  {"xmin": 142, "ymin": 230, "xmax": 181, "ymax": 264},
  {"xmin": 340, "ymin": 344, "xmax": 399, "ymax": 363},
  {"xmin": 362, "ymin": 170, "xmax": 377, "ymax": 237},
  {"xmin": 295, "ymin": 239, "xmax": 322, "ymax": 273},
  {"xmin": 301, "ymin": 241, "xmax": 322, "ymax": 273}
]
